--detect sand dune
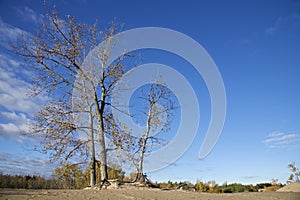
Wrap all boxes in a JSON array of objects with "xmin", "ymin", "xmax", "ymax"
[{"xmin": 277, "ymin": 182, "xmax": 300, "ymax": 193}]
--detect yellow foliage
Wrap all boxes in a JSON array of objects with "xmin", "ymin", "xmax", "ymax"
[{"xmin": 264, "ymin": 185, "xmax": 282, "ymax": 192}]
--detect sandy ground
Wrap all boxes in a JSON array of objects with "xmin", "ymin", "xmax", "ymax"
[
  {"xmin": 277, "ymin": 182, "xmax": 300, "ymax": 193},
  {"xmin": 1, "ymin": 188, "xmax": 300, "ymax": 200}
]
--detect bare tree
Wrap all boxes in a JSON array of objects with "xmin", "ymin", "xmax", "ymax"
[
  {"xmin": 131, "ymin": 82, "xmax": 177, "ymax": 182},
  {"xmin": 14, "ymin": 6, "xmax": 132, "ymax": 186}
]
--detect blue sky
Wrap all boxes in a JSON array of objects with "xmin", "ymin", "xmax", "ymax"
[{"xmin": 0, "ymin": 0, "xmax": 300, "ymax": 184}]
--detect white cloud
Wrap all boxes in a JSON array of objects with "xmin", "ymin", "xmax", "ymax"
[
  {"xmin": 0, "ymin": 54, "xmax": 48, "ymax": 114},
  {"xmin": 0, "ymin": 111, "xmax": 30, "ymax": 139},
  {"xmin": 0, "ymin": 53, "xmax": 48, "ymax": 143},
  {"xmin": 264, "ymin": 14, "xmax": 300, "ymax": 36},
  {"xmin": 0, "ymin": 110, "xmax": 38, "ymax": 144},
  {"xmin": 267, "ymin": 131, "xmax": 284, "ymax": 137},
  {"xmin": 0, "ymin": 152, "xmax": 55, "ymax": 177},
  {"xmin": 0, "ymin": 18, "xmax": 30, "ymax": 48},
  {"xmin": 15, "ymin": 6, "xmax": 44, "ymax": 24},
  {"xmin": 264, "ymin": 16, "xmax": 285, "ymax": 35},
  {"xmin": 264, "ymin": 26, "xmax": 277, "ymax": 35},
  {"xmin": 262, "ymin": 131, "xmax": 300, "ymax": 149},
  {"xmin": 242, "ymin": 176, "xmax": 259, "ymax": 179}
]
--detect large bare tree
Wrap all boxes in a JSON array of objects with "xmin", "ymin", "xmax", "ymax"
[{"xmin": 14, "ymin": 7, "xmax": 132, "ymax": 186}]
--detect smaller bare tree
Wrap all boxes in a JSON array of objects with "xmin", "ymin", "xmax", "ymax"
[{"xmin": 132, "ymin": 82, "xmax": 177, "ymax": 182}]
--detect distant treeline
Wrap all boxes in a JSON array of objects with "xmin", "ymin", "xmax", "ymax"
[
  {"xmin": 0, "ymin": 174, "xmax": 61, "ymax": 189},
  {"xmin": 0, "ymin": 163, "xmax": 134, "ymax": 189},
  {"xmin": 156, "ymin": 180, "xmax": 284, "ymax": 193},
  {"xmin": 0, "ymin": 163, "xmax": 286, "ymax": 192},
  {"xmin": 0, "ymin": 172, "xmax": 284, "ymax": 192}
]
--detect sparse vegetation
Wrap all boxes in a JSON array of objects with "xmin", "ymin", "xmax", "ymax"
[{"xmin": 287, "ymin": 162, "xmax": 300, "ymax": 184}]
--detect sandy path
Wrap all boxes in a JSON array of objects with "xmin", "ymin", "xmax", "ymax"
[{"xmin": 1, "ymin": 188, "xmax": 300, "ymax": 200}]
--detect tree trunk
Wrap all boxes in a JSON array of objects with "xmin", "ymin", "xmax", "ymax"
[
  {"xmin": 94, "ymin": 89, "xmax": 108, "ymax": 181},
  {"xmin": 98, "ymin": 122, "xmax": 108, "ymax": 181},
  {"xmin": 90, "ymin": 157, "xmax": 96, "ymax": 187},
  {"xmin": 137, "ymin": 109, "xmax": 152, "ymax": 182},
  {"xmin": 89, "ymin": 111, "xmax": 96, "ymax": 187},
  {"xmin": 137, "ymin": 137, "xmax": 147, "ymax": 182}
]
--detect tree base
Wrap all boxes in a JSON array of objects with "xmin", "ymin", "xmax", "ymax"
[
  {"xmin": 99, "ymin": 179, "xmax": 111, "ymax": 189},
  {"xmin": 134, "ymin": 173, "xmax": 158, "ymax": 188}
]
